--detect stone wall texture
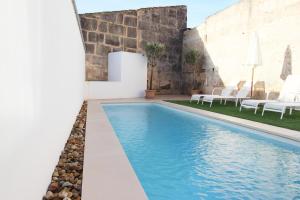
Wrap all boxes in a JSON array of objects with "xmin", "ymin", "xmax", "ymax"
[
  {"xmin": 80, "ymin": 5, "xmax": 187, "ymax": 94},
  {"xmin": 182, "ymin": 0, "xmax": 300, "ymax": 98}
]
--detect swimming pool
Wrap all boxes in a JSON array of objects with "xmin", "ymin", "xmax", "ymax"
[{"xmin": 103, "ymin": 103, "xmax": 300, "ymax": 200}]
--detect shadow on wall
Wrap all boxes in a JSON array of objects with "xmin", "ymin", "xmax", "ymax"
[{"xmin": 181, "ymin": 30, "xmax": 224, "ymax": 94}]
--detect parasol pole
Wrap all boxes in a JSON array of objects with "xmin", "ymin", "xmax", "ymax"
[{"xmin": 250, "ymin": 65, "xmax": 256, "ymax": 97}]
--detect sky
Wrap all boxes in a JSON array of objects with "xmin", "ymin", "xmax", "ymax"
[{"xmin": 75, "ymin": 0, "xmax": 239, "ymax": 28}]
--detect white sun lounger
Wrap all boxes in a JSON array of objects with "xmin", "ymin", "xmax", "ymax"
[
  {"xmin": 240, "ymin": 75, "xmax": 300, "ymax": 114},
  {"xmin": 202, "ymin": 83, "xmax": 251, "ymax": 107},
  {"xmin": 262, "ymin": 101, "xmax": 300, "ymax": 119},
  {"xmin": 240, "ymin": 99, "xmax": 277, "ymax": 114},
  {"xmin": 190, "ymin": 86, "xmax": 235, "ymax": 104}
]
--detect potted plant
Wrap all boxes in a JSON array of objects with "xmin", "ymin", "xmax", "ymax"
[
  {"xmin": 144, "ymin": 42, "xmax": 165, "ymax": 99},
  {"xmin": 185, "ymin": 49, "xmax": 200, "ymax": 95}
]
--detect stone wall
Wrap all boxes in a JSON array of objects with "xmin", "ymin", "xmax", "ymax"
[
  {"xmin": 183, "ymin": 0, "xmax": 300, "ymax": 98},
  {"xmin": 80, "ymin": 10, "xmax": 138, "ymax": 81},
  {"xmin": 80, "ymin": 5, "xmax": 187, "ymax": 94}
]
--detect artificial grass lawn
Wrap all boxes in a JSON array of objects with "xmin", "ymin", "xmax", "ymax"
[{"xmin": 166, "ymin": 100, "xmax": 300, "ymax": 132}]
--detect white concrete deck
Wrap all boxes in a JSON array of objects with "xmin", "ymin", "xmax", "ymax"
[{"xmin": 82, "ymin": 95, "xmax": 300, "ymax": 200}]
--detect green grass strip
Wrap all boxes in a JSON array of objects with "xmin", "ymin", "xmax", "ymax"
[{"xmin": 166, "ymin": 100, "xmax": 300, "ymax": 131}]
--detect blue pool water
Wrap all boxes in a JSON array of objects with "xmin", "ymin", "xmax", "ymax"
[{"xmin": 103, "ymin": 103, "xmax": 300, "ymax": 200}]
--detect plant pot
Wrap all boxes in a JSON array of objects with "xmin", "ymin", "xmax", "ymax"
[
  {"xmin": 145, "ymin": 90, "xmax": 156, "ymax": 99},
  {"xmin": 190, "ymin": 89, "xmax": 200, "ymax": 96}
]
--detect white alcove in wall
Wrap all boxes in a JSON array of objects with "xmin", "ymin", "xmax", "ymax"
[{"xmin": 85, "ymin": 51, "xmax": 148, "ymax": 99}]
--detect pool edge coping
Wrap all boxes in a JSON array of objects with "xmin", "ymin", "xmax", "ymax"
[
  {"xmin": 82, "ymin": 98, "xmax": 300, "ymax": 200},
  {"xmin": 82, "ymin": 100, "xmax": 148, "ymax": 200},
  {"xmin": 160, "ymin": 100, "xmax": 300, "ymax": 142}
]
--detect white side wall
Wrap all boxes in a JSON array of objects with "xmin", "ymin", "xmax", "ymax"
[
  {"xmin": 0, "ymin": 0, "xmax": 85, "ymax": 199},
  {"xmin": 85, "ymin": 51, "xmax": 147, "ymax": 99}
]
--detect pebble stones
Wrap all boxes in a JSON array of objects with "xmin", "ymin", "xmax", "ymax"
[{"xmin": 43, "ymin": 102, "xmax": 87, "ymax": 200}]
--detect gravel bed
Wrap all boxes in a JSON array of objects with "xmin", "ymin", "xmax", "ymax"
[{"xmin": 43, "ymin": 102, "xmax": 87, "ymax": 200}]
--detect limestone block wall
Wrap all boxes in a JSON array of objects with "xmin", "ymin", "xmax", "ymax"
[
  {"xmin": 80, "ymin": 5, "xmax": 187, "ymax": 94},
  {"xmin": 80, "ymin": 10, "xmax": 138, "ymax": 81},
  {"xmin": 183, "ymin": 0, "xmax": 300, "ymax": 98}
]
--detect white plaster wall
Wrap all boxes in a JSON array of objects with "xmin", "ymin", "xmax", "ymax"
[
  {"xmin": 85, "ymin": 51, "xmax": 147, "ymax": 99},
  {"xmin": 185, "ymin": 0, "xmax": 300, "ymax": 94},
  {"xmin": 0, "ymin": 0, "xmax": 85, "ymax": 199},
  {"xmin": 108, "ymin": 52, "xmax": 122, "ymax": 81}
]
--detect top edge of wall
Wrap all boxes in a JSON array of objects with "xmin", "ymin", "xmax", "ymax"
[
  {"xmin": 71, "ymin": 0, "xmax": 86, "ymax": 52},
  {"xmin": 138, "ymin": 5, "xmax": 186, "ymax": 11},
  {"xmin": 79, "ymin": 10, "xmax": 137, "ymax": 16},
  {"xmin": 187, "ymin": 0, "xmax": 242, "ymax": 30},
  {"xmin": 205, "ymin": 0, "xmax": 242, "ymax": 21},
  {"xmin": 79, "ymin": 5, "xmax": 187, "ymax": 15}
]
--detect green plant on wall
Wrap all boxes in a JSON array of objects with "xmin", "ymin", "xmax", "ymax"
[
  {"xmin": 185, "ymin": 49, "xmax": 200, "ymax": 90},
  {"xmin": 145, "ymin": 42, "xmax": 165, "ymax": 90}
]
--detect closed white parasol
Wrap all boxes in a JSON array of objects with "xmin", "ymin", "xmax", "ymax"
[{"xmin": 245, "ymin": 32, "xmax": 262, "ymax": 97}]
